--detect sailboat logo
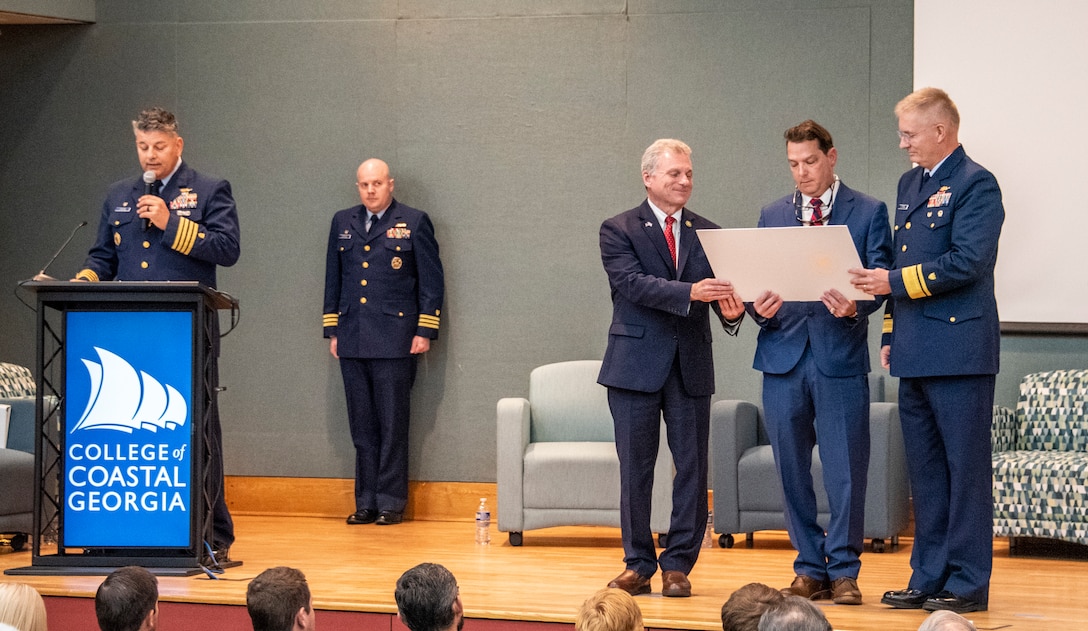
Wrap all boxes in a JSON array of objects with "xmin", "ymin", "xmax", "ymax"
[{"xmin": 72, "ymin": 347, "xmax": 188, "ymax": 434}]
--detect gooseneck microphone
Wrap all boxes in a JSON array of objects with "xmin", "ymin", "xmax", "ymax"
[
  {"xmin": 33, "ymin": 221, "xmax": 88, "ymax": 281},
  {"xmin": 142, "ymin": 170, "xmax": 157, "ymax": 231}
]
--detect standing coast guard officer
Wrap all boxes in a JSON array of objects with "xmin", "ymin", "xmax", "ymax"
[
  {"xmin": 599, "ymin": 139, "xmax": 744, "ymax": 598},
  {"xmin": 324, "ymin": 158, "xmax": 444, "ymax": 526},
  {"xmin": 748, "ymin": 120, "xmax": 893, "ymax": 606},
  {"xmin": 850, "ymin": 87, "xmax": 1003, "ymax": 614},
  {"xmin": 76, "ymin": 107, "xmax": 240, "ymax": 564}
]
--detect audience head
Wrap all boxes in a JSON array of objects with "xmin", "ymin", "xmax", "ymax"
[
  {"xmin": 917, "ymin": 610, "xmax": 977, "ymax": 631},
  {"xmin": 395, "ymin": 563, "xmax": 463, "ymax": 631},
  {"xmin": 575, "ymin": 588, "xmax": 644, "ymax": 631},
  {"xmin": 756, "ymin": 595, "xmax": 831, "ymax": 631},
  {"xmin": 721, "ymin": 583, "xmax": 784, "ymax": 631},
  {"xmin": 95, "ymin": 566, "xmax": 159, "ymax": 631},
  {"xmin": 0, "ymin": 582, "xmax": 47, "ymax": 631},
  {"xmin": 246, "ymin": 566, "xmax": 315, "ymax": 631}
]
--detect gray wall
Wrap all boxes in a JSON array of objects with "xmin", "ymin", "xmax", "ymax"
[{"xmin": 3, "ymin": 1, "xmax": 1081, "ymax": 484}]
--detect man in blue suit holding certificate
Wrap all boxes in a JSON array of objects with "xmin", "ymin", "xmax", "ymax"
[
  {"xmin": 851, "ymin": 88, "xmax": 1003, "ymax": 614},
  {"xmin": 749, "ymin": 121, "xmax": 893, "ymax": 606},
  {"xmin": 598, "ymin": 139, "xmax": 745, "ymax": 598}
]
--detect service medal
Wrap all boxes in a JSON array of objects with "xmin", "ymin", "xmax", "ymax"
[{"xmin": 391, "ymin": 257, "xmax": 403, "ymax": 270}]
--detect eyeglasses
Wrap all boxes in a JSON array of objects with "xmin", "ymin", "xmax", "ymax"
[{"xmin": 897, "ymin": 126, "xmax": 933, "ymax": 143}]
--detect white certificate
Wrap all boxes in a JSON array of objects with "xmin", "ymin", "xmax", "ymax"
[{"xmin": 696, "ymin": 226, "xmax": 869, "ymax": 302}]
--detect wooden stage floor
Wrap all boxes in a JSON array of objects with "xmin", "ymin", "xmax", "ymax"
[{"xmin": 2, "ymin": 515, "xmax": 1085, "ymax": 631}]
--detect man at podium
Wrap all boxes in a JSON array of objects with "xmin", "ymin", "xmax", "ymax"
[{"xmin": 74, "ymin": 107, "xmax": 241, "ymax": 562}]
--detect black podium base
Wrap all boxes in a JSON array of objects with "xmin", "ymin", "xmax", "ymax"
[{"xmin": 3, "ymin": 554, "xmax": 243, "ymax": 577}]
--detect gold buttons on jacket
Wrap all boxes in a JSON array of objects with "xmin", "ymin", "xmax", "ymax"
[
  {"xmin": 360, "ymin": 297, "xmax": 367, "ymax": 304},
  {"xmin": 362, "ymin": 262, "xmax": 369, "ymax": 268},
  {"xmin": 141, "ymin": 261, "xmax": 148, "ymax": 269},
  {"xmin": 364, "ymin": 245, "xmax": 371, "ymax": 252},
  {"xmin": 360, "ymin": 280, "xmax": 367, "ymax": 286},
  {"xmin": 906, "ymin": 222, "xmax": 911, "ymax": 229},
  {"xmin": 143, "ymin": 241, "xmax": 150, "ymax": 248},
  {"xmin": 902, "ymin": 245, "xmax": 907, "ymax": 252},
  {"xmin": 949, "ymin": 316, "xmax": 956, "ymax": 323}
]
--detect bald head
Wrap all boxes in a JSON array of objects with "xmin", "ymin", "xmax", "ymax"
[{"xmin": 356, "ymin": 158, "xmax": 395, "ymax": 212}]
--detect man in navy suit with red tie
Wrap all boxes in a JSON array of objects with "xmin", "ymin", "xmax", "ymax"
[
  {"xmin": 851, "ymin": 88, "xmax": 1004, "ymax": 614},
  {"xmin": 749, "ymin": 120, "xmax": 893, "ymax": 606},
  {"xmin": 598, "ymin": 139, "xmax": 744, "ymax": 598}
]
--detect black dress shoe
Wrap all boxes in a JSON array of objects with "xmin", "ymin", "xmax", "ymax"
[
  {"xmin": 347, "ymin": 509, "xmax": 378, "ymax": 525},
  {"xmin": 375, "ymin": 510, "xmax": 403, "ymax": 525},
  {"xmin": 202, "ymin": 546, "xmax": 230, "ymax": 567},
  {"xmin": 881, "ymin": 588, "xmax": 931, "ymax": 609},
  {"xmin": 923, "ymin": 591, "xmax": 985, "ymax": 613}
]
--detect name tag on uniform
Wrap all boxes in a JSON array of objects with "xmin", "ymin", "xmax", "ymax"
[
  {"xmin": 339, "ymin": 230, "xmax": 352, "ymax": 240},
  {"xmin": 114, "ymin": 203, "xmax": 132, "ymax": 213},
  {"xmin": 897, "ymin": 203, "xmax": 909, "ymax": 211}
]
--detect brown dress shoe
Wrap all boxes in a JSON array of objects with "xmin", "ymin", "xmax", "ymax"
[
  {"xmin": 831, "ymin": 576, "xmax": 863, "ymax": 605},
  {"xmin": 608, "ymin": 569, "xmax": 651, "ymax": 596},
  {"xmin": 661, "ymin": 570, "xmax": 692, "ymax": 597},
  {"xmin": 781, "ymin": 575, "xmax": 831, "ymax": 600}
]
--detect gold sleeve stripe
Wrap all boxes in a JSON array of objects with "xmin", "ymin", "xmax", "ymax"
[
  {"xmin": 171, "ymin": 217, "xmax": 199, "ymax": 255},
  {"xmin": 902, "ymin": 263, "xmax": 932, "ymax": 299},
  {"xmin": 75, "ymin": 269, "xmax": 99, "ymax": 282},
  {"xmin": 418, "ymin": 314, "xmax": 441, "ymax": 330},
  {"xmin": 323, "ymin": 314, "xmax": 339, "ymax": 327},
  {"xmin": 882, "ymin": 313, "xmax": 893, "ymax": 334}
]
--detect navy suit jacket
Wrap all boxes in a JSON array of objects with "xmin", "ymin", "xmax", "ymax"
[
  {"xmin": 750, "ymin": 181, "xmax": 893, "ymax": 377},
  {"xmin": 323, "ymin": 199, "xmax": 444, "ymax": 359},
  {"xmin": 78, "ymin": 161, "xmax": 240, "ymax": 288},
  {"xmin": 598, "ymin": 201, "xmax": 737, "ymax": 396},
  {"xmin": 882, "ymin": 146, "xmax": 1003, "ymax": 378}
]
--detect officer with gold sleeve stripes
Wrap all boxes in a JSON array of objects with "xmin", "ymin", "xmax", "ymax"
[
  {"xmin": 323, "ymin": 158, "xmax": 445, "ymax": 527},
  {"xmin": 74, "ymin": 107, "xmax": 241, "ymax": 562},
  {"xmin": 850, "ymin": 88, "xmax": 1002, "ymax": 614}
]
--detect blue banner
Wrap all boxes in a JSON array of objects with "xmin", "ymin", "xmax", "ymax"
[{"xmin": 63, "ymin": 311, "xmax": 193, "ymax": 548}]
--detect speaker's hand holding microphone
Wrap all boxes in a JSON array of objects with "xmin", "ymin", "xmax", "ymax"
[{"xmin": 139, "ymin": 170, "xmax": 167, "ymax": 231}]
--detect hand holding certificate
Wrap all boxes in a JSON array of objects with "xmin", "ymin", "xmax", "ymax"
[{"xmin": 696, "ymin": 225, "xmax": 870, "ymax": 302}]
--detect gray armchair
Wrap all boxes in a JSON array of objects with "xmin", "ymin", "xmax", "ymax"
[
  {"xmin": 710, "ymin": 375, "xmax": 910, "ymax": 552},
  {"xmin": 1, "ymin": 361, "xmax": 38, "ymax": 551},
  {"xmin": 497, "ymin": 360, "xmax": 673, "ymax": 546}
]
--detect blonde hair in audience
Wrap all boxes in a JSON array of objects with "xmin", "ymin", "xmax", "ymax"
[
  {"xmin": 576, "ymin": 588, "xmax": 644, "ymax": 631},
  {"xmin": 0, "ymin": 582, "xmax": 48, "ymax": 631}
]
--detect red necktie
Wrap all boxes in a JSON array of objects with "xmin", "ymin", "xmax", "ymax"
[
  {"xmin": 809, "ymin": 198, "xmax": 824, "ymax": 226},
  {"xmin": 664, "ymin": 215, "xmax": 677, "ymax": 266}
]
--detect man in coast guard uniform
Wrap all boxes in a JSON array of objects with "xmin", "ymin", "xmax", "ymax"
[
  {"xmin": 323, "ymin": 158, "xmax": 444, "ymax": 527},
  {"xmin": 76, "ymin": 107, "xmax": 241, "ymax": 562},
  {"xmin": 598, "ymin": 139, "xmax": 744, "ymax": 598},
  {"xmin": 851, "ymin": 88, "xmax": 1003, "ymax": 614},
  {"xmin": 750, "ymin": 120, "xmax": 893, "ymax": 605}
]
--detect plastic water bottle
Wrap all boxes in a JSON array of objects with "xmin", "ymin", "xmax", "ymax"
[
  {"xmin": 475, "ymin": 498, "xmax": 491, "ymax": 545},
  {"xmin": 702, "ymin": 510, "xmax": 715, "ymax": 548}
]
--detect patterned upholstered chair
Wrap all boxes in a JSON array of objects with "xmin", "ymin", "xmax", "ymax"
[
  {"xmin": 496, "ymin": 360, "xmax": 673, "ymax": 546},
  {"xmin": 992, "ymin": 369, "xmax": 1088, "ymax": 547},
  {"xmin": 0, "ymin": 361, "xmax": 37, "ymax": 550}
]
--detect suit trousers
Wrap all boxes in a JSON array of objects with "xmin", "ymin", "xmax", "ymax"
[
  {"xmin": 607, "ymin": 354, "xmax": 709, "ymax": 578},
  {"xmin": 339, "ymin": 356, "xmax": 417, "ymax": 513},
  {"xmin": 899, "ymin": 374, "xmax": 995, "ymax": 606},
  {"xmin": 762, "ymin": 347, "xmax": 869, "ymax": 581}
]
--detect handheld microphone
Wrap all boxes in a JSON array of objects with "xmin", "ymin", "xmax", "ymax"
[
  {"xmin": 142, "ymin": 170, "xmax": 157, "ymax": 231},
  {"xmin": 33, "ymin": 221, "xmax": 89, "ymax": 281}
]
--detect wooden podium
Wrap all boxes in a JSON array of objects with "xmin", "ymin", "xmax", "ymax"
[{"xmin": 5, "ymin": 281, "xmax": 236, "ymax": 576}]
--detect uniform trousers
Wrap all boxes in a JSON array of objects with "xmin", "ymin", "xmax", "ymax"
[
  {"xmin": 899, "ymin": 374, "xmax": 995, "ymax": 606},
  {"xmin": 340, "ymin": 356, "xmax": 417, "ymax": 513}
]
